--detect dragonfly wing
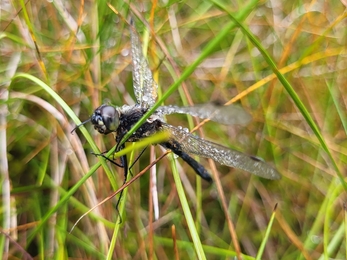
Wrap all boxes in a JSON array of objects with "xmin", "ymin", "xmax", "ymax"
[
  {"xmin": 161, "ymin": 124, "xmax": 281, "ymax": 180},
  {"xmin": 157, "ymin": 103, "xmax": 252, "ymax": 126},
  {"xmin": 130, "ymin": 21, "xmax": 158, "ymax": 107}
]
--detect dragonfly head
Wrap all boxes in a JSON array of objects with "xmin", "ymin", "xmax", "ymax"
[{"xmin": 91, "ymin": 105, "xmax": 120, "ymax": 135}]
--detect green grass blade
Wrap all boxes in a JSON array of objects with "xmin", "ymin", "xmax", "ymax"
[
  {"xmin": 170, "ymin": 154, "xmax": 206, "ymax": 260},
  {"xmin": 256, "ymin": 204, "xmax": 277, "ymax": 260}
]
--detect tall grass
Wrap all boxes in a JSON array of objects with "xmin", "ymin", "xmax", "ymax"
[{"xmin": 1, "ymin": 1, "xmax": 347, "ymax": 259}]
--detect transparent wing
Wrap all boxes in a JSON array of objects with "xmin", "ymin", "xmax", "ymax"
[
  {"xmin": 161, "ymin": 124, "xmax": 281, "ymax": 180},
  {"xmin": 130, "ymin": 21, "xmax": 158, "ymax": 108},
  {"xmin": 157, "ymin": 103, "xmax": 252, "ymax": 126}
]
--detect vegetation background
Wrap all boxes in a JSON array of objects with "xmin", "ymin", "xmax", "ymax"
[{"xmin": 1, "ymin": 0, "xmax": 347, "ymax": 259}]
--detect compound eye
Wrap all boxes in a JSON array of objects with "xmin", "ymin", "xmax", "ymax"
[
  {"xmin": 91, "ymin": 105, "xmax": 119, "ymax": 134},
  {"xmin": 100, "ymin": 106, "xmax": 119, "ymax": 132}
]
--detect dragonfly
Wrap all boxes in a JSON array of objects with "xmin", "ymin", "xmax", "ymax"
[{"xmin": 75, "ymin": 21, "xmax": 281, "ymax": 185}]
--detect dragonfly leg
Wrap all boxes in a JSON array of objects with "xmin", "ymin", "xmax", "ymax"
[
  {"xmin": 128, "ymin": 147, "xmax": 148, "ymax": 177},
  {"xmin": 95, "ymin": 145, "xmax": 129, "ymax": 223},
  {"xmin": 114, "ymin": 154, "xmax": 128, "ymax": 224},
  {"xmin": 91, "ymin": 152, "xmax": 123, "ymax": 168}
]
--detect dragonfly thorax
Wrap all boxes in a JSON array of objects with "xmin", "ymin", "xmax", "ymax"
[{"xmin": 91, "ymin": 104, "xmax": 120, "ymax": 135}]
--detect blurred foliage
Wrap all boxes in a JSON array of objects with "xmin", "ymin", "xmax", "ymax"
[{"xmin": 1, "ymin": 0, "xmax": 347, "ymax": 259}]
